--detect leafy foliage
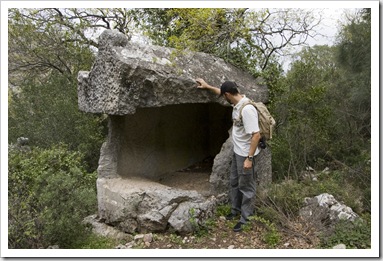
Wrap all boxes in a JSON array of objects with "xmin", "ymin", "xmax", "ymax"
[
  {"xmin": 254, "ymin": 169, "xmax": 370, "ymax": 249},
  {"xmin": 189, "ymin": 208, "xmax": 216, "ymax": 238},
  {"xmin": 133, "ymin": 8, "xmax": 321, "ymax": 74},
  {"xmin": 8, "ymin": 145, "xmax": 97, "ymax": 248},
  {"xmin": 249, "ymin": 215, "xmax": 281, "ymax": 248},
  {"xmin": 335, "ymin": 9, "xmax": 371, "ymax": 142},
  {"xmin": 272, "ymin": 10, "xmax": 371, "ymax": 181},
  {"xmin": 75, "ymin": 233, "xmax": 123, "ymax": 249},
  {"xmin": 8, "ymin": 8, "xmax": 97, "ymax": 85},
  {"xmin": 8, "ymin": 72, "xmax": 106, "ymax": 171},
  {"xmin": 256, "ymin": 168, "xmax": 368, "ymax": 227},
  {"xmin": 320, "ymin": 217, "xmax": 371, "ymax": 249},
  {"xmin": 337, "ymin": 9, "xmax": 371, "ymax": 74},
  {"xmin": 8, "ymin": 8, "xmax": 108, "ymax": 171},
  {"xmin": 271, "ymin": 45, "xmax": 337, "ymax": 179},
  {"xmin": 216, "ymin": 204, "xmax": 232, "ymax": 217}
]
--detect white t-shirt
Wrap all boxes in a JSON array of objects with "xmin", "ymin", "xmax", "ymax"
[{"xmin": 232, "ymin": 96, "xmax": 260, "ymax": 157}]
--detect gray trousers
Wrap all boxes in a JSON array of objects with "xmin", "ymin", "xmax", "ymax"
[{"xmin": 230, "ymin": 152, "xmax": 257, "ymax": 223}]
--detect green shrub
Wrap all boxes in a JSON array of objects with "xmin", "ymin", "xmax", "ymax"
[
  {"xmin": 8, "ymin": 71, "xmax": 106, "ymax": 172},
  {"xmin": 189, "ymin": 208, "xmax": 217, "ymax": 238},
  {"xmin": 256, "ymin": 205, "xmax": 281, "ymax": 224},
  {"xmin": 8, "ymin": 144, "xmax": 97, "ymax": 248},
  {"xmin": 311, "ymin": 171, "xmax": 365, "ymax": 214},
  {"xmin": 256, "ymin": 168, "xmax": 369, "ymax": 232},
  {"xmin": 249, "ymin": 216, "xmax": 281, "ymax": 248},
  {"xmin": 257, "ymin": 180, "xmax": 308, "ymax": 221},
  {"xmin": 320, "ymin": 217, "xmax": 371, "ymax": 249},
  {"xmin": 260, "ymin": 169, "xmax": 367, "ymax": 213},
  {"xmin": 75, "ymin": 233, "xmax": 121, "ymax": 249},
  {"xmin": 216, "ymin": 204, "xmax": 231, "ymax": 217}
]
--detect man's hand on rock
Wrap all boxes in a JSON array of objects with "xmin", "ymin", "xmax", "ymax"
[
  {"xmin": 195, "ymin": 78, "xmax": 208, "ymax": 89},
  {"xmin": 195, "ymin": 78, "xmax": 221, "ymax": 96}
]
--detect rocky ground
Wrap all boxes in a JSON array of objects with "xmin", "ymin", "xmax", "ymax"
[{"xmin": 116, "ymin": 215, "xmax": 319, "ymax": 250}]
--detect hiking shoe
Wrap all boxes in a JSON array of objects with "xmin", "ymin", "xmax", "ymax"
[
  {"xmin": 225, "ymin": 213, "xmax": 238, "ymax": 221},
  {"xmin": 233, "ymin": 222, "xmax": 245, "ymax": 232}
]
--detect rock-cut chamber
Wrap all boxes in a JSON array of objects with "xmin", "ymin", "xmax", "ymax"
[{"xmin": 109, "ymin": 102, "xmax": 232, "ymax": 195}]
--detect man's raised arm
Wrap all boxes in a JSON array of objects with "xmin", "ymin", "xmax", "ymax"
[{"xmin": 196, "ymin": 78, "xmax": 221, "ymax": 96}]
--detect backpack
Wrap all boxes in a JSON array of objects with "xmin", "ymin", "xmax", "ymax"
[{"xmin": 238, "ymin": 100, "xmax": 276, "ymax": 140}]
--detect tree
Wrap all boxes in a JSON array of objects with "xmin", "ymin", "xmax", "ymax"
[
  {"xmin": 133, "ymin": 8, "xmax": 322, "ymax": 75},
  {"xmin": 8, "ymin": 9, "xmax": 133, "ymax": 169},
  {"xmin": 8, "ymin": 8, "xmax": 135, "ymax": 86},
  {"xmin": 132, "ymin": 8, "xmax": 322, "ymax": 113},
  {"xmin": 271, "ymin": 8, "xmax": 371, "ymax": 197},
  {"xmin": 337, "ymin": 9, "xmax": 370, "ymax": 74},
  {"xmin": 336, "ymin": 8, "xmax": 371, "ymax": 140},
  {"xmin": 271, "ymin": 45, "xmax": 338, "ymax": 179},
  {"xmin": 8, "ymin": 71, "xmax": 106, "ymax": 170}
]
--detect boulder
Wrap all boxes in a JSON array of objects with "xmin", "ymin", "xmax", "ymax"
[
  {"xmin": 210, "ymin": 130, "xmax": 272, "ymax": 195},
  {"xmin": 299, "ymin": 193, "xmax": 359, "ymax": 228},
  {"xmin": 83, "ymin": 214, "xmax": 133, "ymax": 241},
  {"xmin": 96, "ymin": 177, "xmax": 226, "ymax": 234}
]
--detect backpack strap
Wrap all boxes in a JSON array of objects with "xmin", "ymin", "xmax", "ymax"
[
  {"xmin": 238, "ymin": 101, "xmax": 256, "ymax": 123},
  {"xmin": 233, "ymin": 101, "xmax": 251, "ymax": 127}
]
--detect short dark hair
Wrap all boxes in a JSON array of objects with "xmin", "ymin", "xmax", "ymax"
[{"xmin": 220, "ymin": 81, "xmax": 239, "ymax": 96}]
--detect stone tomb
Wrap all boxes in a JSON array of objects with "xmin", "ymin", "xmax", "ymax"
[{"xmin": 78, "ymin": 29, "xmax": 271, "ymax": 234}]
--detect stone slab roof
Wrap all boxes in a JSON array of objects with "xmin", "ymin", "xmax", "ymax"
[{"xmin": 78, "ymin": 29, "xmax": 268, "ymax": 115}]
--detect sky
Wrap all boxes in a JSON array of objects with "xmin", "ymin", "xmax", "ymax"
[
  {"xmin": 307, "ymin": 8, "xmax": 345, "ymax": 46},
  {"xmin": 278, "ymin": 8, "xmax": 358, "ymax": 71}
]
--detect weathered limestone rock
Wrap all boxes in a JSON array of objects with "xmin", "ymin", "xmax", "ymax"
[
  {"xmin": 78, "ymin": 30, "xmax": 268, "ymax": 115},
  {"xmin": 78, "ymin": 29, "xmax": 272, "ymax": 234},
  {"xmin": 299, "ymin": 193, "xmax": 361, "ymax": 242},
  {"xmin": 96, "ymin": 177, "xmax": 226, "ymax": 234},
  {"xmin": 332, "ymin": 244, "xmax": 347, "ymax": 249},
  {"xmin": 210, "ymin": 131, "xmax": 272, "ymax": 195},
  {"xmin": 83, "ymin": 214, "xmax": 133, "ymax": 241},
  {"xmin": 299, "ymin": 193, "xmax": 359, "ymax": 229}
]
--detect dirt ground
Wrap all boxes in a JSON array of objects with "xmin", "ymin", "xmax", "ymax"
[{"xmin": 156, "ymin": 157, "xmax": 214, "ymax": 196}]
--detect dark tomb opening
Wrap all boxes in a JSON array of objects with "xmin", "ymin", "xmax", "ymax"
[{"xmin": 114, "ymin": 103, "xmax": 232, "ymax": 194}]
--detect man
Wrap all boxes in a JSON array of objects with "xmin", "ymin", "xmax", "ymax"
[{"xmin": 195, "ymin": 78, "xmax": 261, "ymax": 232}]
